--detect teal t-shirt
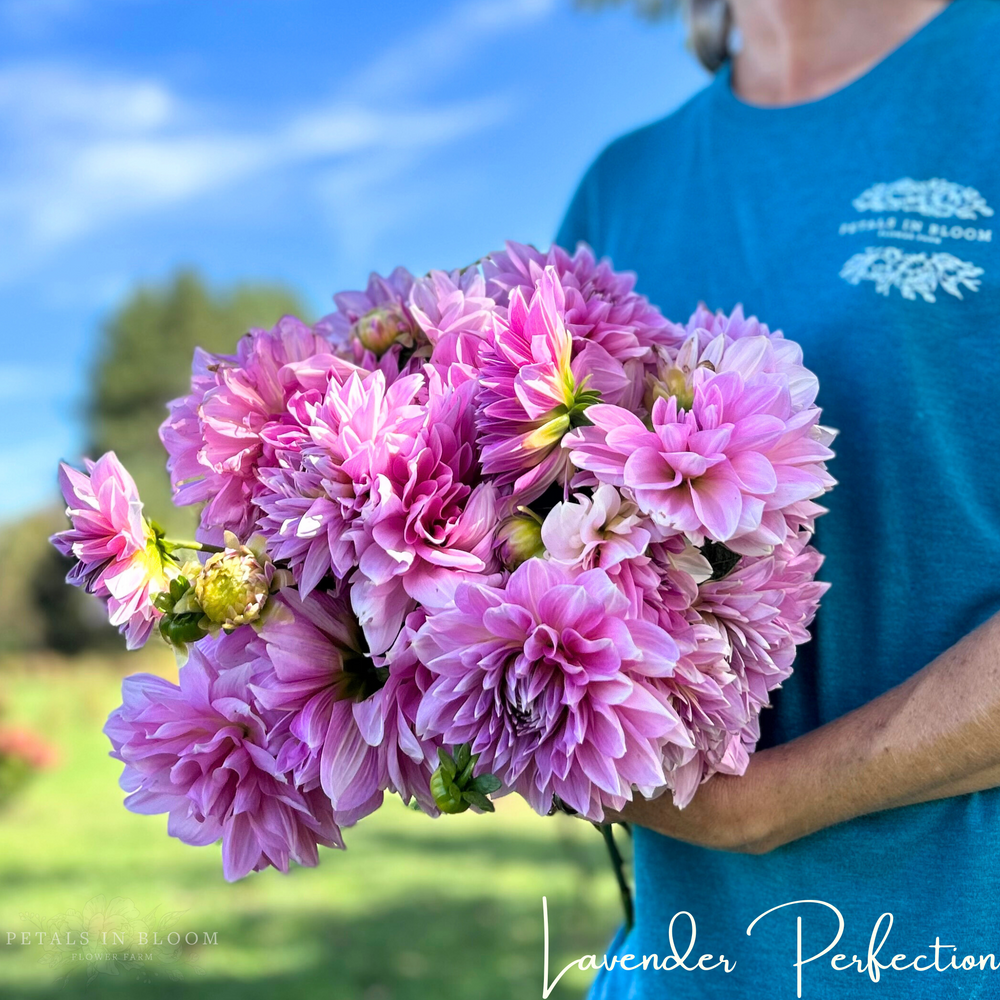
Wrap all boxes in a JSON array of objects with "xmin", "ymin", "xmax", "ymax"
[{"xmin": 557, "ymin": 2, "xmax": 1000, "ymax": 996}]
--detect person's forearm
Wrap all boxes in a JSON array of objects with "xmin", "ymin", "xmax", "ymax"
[
  {"xmin": 756, "ymin": 610, "xmax": 1000, "ymax": 846},
  {"xmin": 616, "ymin": 610, "xmax": 1000, "ymax": 853}
]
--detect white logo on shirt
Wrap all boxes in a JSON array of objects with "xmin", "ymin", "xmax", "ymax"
[
  {"xmin": 840, "ymin": 247, "xmax": 983, "ymax": 303},
  {"xmin": 840, "ymin": 178, "xmax": 991, "ymax": 301},
  {"xmin": 853, "ymin": 178, "xmax": 994, "ymax": 220}
]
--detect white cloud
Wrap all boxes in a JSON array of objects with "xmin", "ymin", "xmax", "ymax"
[
  {"xmin": 352, "ymin": 0, "xmax": 557, "ymax": 100},
  {"xmin": 0, "ymin": 0, "xmax": 549, "ymax": 274},
  {"xmin": 0, "ymin": 94, "xmax": 510, "ymax": 251},
  {"xmin": 0, "ymin": 64, "xmax": 174, "ymax": 132}
]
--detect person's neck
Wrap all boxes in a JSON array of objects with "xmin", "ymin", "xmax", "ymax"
[{"xmin": 728, "ymin": 0, "xmax": 950, "ymax": 106}]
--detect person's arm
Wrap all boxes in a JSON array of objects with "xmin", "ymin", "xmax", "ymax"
[{"xmin": 610, "ymin": 610, "xmax": 1000, "ymax": 854}]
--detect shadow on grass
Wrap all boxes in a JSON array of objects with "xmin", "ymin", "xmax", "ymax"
[
  {"xmin": 0, "ymin": 893, "xmax": 616, "ymax": 1000},
  {"xmin": 0, "ymin": 821, "xmax": 618, "ymax": 895}
]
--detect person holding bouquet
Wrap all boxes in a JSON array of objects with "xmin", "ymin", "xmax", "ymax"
[{"xmin": 558, "ymin": 0, "xmax": 1000, "ymax": 996}]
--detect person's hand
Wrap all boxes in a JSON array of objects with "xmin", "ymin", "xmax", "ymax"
[{"xmin": 604, "ymin": 610, "xmax": 1000, "ymax": 853}]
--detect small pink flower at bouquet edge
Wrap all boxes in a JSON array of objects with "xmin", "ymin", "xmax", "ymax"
[{"xmin": 51, "ymin": 451, "xmax": 168, "ymax": 649}]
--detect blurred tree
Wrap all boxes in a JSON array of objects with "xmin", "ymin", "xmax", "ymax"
[
  {"xmin": 0, "ymin": 507, "xmax": 119, "ymax": 655},
  {"xmin": 1, "ymin": 270, "xmax": 307, "ymax": 655},
  {"xmin": 87, "ymin": 270, "xmax": 305, "ymax": 535}
]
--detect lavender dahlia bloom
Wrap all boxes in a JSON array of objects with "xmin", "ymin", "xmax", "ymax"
[
  {"xmin": 355, "ymin": 374, "xmax": 499, "ymax": 651},
  {"xmin": 695, "ymin": 529, "xmax": 828, "ymax": 735},
  {"xmin": 51, "ymin": 452, "xmax": 168, "ymax": 649},
  {"xmin": 251, "ymin": 591, "xmax": 440, "ymax": 820},
  {"xmin": 477, "ymin": 266, "xmax": 628, "ymax": 503},
  {"xmin": 408, "ymin": 268, "xmax": 495, "ymax": 383},
  {"xmin": 636, "ymin": 530, "xmax": 828, "ymax": 806},
  {"xmin": 484, "ymin": 241, "xmax": 679, "ymax": 361},
  {"xmin": 567, "ymin": 340, "xmax": 835, "ymax": 554},
  {"xmin": 104, "ymin": 630, "xmax": 344, "ymax": 881},
  {"xmin": 160, "ymin": 317, "xmax": 333, "ymax": 542},
  {"xmin": 414, "ymin": 558, "xmax": 692, "ymax": 821},
  {"xmin": 322, "ymin": 266, "xmax": 428, "ymax": 377},
  {"xmin": 540, "ymin": 484, "xmax": 651, "ymax": 570},
  {"xmin": 253, "ymin": 369, "xmax": 425, "ymax": 604}
]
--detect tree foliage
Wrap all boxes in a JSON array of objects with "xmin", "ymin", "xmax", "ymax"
[
  {"xmin": 3, "ymin": 270, "xmax": 306, "ymax": 655},
  {"xmin": 87, "ymin": 270, "xmax": 305, "ymax": 535}
]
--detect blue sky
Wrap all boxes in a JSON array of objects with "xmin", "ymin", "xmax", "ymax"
[{"xmin": 0, "ymin": 0, "xmax": 707, "ymax": 523}]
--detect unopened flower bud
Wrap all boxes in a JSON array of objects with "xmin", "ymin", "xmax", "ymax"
[
  {"xmin": 353, "ymin": 305, "xmax": 417, "ymax": 357},
  {"xmin": 195, "ymin": 541, "xmax": 270, "ymax": 628},
  {"xmin": 429, "ymin": 744, "xmax": 501, "ymax": 815},
  {"xmin": 496, "ymin": 511, "xmax": 544, "ymax": 570},
  {"xmin": 645, "ymin": 365, "xmax": 694, "ymax": 413}
]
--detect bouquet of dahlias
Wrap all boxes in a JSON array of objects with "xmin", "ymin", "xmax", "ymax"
[{"xmin": 51, "ymin": 241, "xmax": 835, "ymax": 883}]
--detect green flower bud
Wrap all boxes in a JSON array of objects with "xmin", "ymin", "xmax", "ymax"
[
  {"xmin": 429, "ymin": 767, "xmax": 468, "ymax": 814},
  {"xmin": 194, "ymin": 545, "xmax": 270, "ymax": 628},
  {"xmin": 496, "ymin": 510, "xmax": 544, "ymax": 570},
  {"xmin": 354, "ymin": 305, "xmax": 418, "ymax": 358},
  {"xmin": 429, "ymin": 744, "xmax": 502, "ymax": 815},
  {"xmin": 159, "ymin": 612, "xmax": 209, "ymax": 646}
]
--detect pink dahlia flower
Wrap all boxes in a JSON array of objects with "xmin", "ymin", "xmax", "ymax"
[
  {"xmin": 51, "ymin": 452, "xmax": 168, "ymax": 649},
  {"xmin": 160, "ymin": 317, "xmax": 333, "ymax": 542},
  {"xmin": 414, "ymin": 558, "xmax": 692, "ymax": 821},
  {"xmin": 651, "ymin": 307, "xmax": 821, "ymax": 415},
  {"xmin": 104, "ymin": 630, "xmax": 343, "ymax": 881},
  {"xmin": 478, "ymin": 266, "xmax": 629, "ymax": 503},
  {"xmin": 695, "ymin": 529, "xmax": 827, "ymax": 730},
  {"xmin": 484, "ymin": 241, "xmax": 679, "ymax": 361},
  {"xmin": 322, "ymin": 266, "xmax": 429, "ymax": 378},
  {"xmin": 409, "ymin": 267, "xmax": 495, "ymax": 384},
  {"xmin": 628, "ymin": 541, "xmax": 752, "ymax": 807},
  {"xmin": 355, "ymin": 374, "xmax": 499, "ymax": 652},
  {"xmin": 251, "ymin": 591, "xmax": 440, "ymax": 821},
  {"xmin": 567, "ymin": 342, "xmax": 835, "ymax": 553},
  {"xmin": 665, "ymin": 302, "xmax": 777, "ymax": 346},
  {"xmin": 253, "ymin": 369, "xmax": 425, "ymax": 602},
  {"xmin": 640, "ymin": 530, "xmax": 827, "ymax": 806},
  {"xmin": 540, "ymin": 484, "xmax": 651, "ymax": 570}
]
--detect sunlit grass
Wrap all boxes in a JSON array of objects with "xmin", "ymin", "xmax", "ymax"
[{"xmin": 0, "ymin": 653, "xmax": 622, "ymax": 999}]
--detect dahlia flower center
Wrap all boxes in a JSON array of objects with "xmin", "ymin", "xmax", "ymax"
[
  {"xmin": 136, "ymin": 535, "xmax": 169, "ymax": 595},
  {"xmin": 646, "ymin": 367, "xmax": 694, "ymax": 413},
  {"xmin": 504, "ymin": 671, "xmax": 545, "ymax": 738},
  {"xmin": 331, "ymin": 649, "xmax": 390, "ymax": 703},
  {"xmin": 645, "ymin": 359, "xmax": 716, "ymax": 415}
]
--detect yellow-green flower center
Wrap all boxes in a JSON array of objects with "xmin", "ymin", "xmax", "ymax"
[{"xmin": 194, "ymin": 551, "xmax": 269, "ymax": 627}]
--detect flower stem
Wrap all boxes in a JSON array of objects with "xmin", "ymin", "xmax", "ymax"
[
  {"xmin": 163, "ymin": 539, "xmax": 225, "ymax": 554},
  {"xmin": 597, "ymin": 822, "xmax": 634, "ymax": 931}
]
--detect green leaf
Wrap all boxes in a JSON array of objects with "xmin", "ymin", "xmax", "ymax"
[
  {"xmin": 436, "ymin": 747, "xmax": 456, "ymax": 779},
  {"xmin": 454, "ymin": 743, "xmax": 471, "ymax": 772},
  {"xmin": 462, "ymin": 789, "xmax": 495, "ymax": 812},
  {"xmin": 471, "ymin": 773, "xmax": 502, "ymax": 795},
  {"xmin": 152, "ymin": 593, "xmax": 174, "ymax": 613}
]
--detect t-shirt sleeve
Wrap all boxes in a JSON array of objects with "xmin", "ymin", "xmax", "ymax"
[{"xmin": 554, "ymin": 158, "xmax": 601, "ymax": 252}]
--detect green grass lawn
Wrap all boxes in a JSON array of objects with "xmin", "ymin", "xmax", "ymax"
[{"xmin": 0, "ymin": 654, "xmax": 624, "ymax": 1000}]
